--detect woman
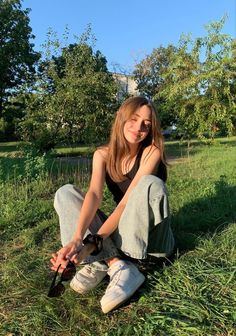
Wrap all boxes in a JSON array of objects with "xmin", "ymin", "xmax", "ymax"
[{"xmin": 50, "ymin": 96, "xmax": 175, "ymax": 314}]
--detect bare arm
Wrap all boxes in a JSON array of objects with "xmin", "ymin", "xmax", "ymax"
[
  {"xmin": 72, "ymin": 149, "xmax": 107, "ymax": 241},
  {"xmin": 97, "ymin": 145, "xmax": 161, "ymax": 239},
  {"xmin": 50, "ymin": 149, "xmax": 107, "ymax": 270},
  {"xmin": 51, "ymin": 145, "xmax": 161, "ymax": 270}
]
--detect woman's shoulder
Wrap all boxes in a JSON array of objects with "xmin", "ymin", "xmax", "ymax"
[
  {"xmin": 94, "ymin": 146, "xmax": 109, "ymax": 162},
  {"xmin": 140, "ymin": 145, "xmax": 161, "ymax": 167},
  {"xmin": 139, "ymin": 145, "xmax": 162, "ymax": 175},
  {"xmin": 141, "ymin": 144, "xmax": 160, "ymax": 159}
]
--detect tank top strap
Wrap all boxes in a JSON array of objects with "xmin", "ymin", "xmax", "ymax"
[
  {"xmin": 136, "ymin": 146, "xmax": 144, "ymax": 164},
  {"xmin": 126, "ymin": 146, "xmax": 144, "ymax": 179}
]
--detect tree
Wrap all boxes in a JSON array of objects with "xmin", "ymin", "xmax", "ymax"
[
  {"xmin": 19, "ymin": 29, "xmax": 118, "ymax": 151},
  {"xmin": 158, "ymin": 17, "xmax": 236, "ymax": 140},
  {"xmin": 0, "ymin": 93, "xmax": 27, "ymax": 140},
  {"xmin": 0, "ymin": 0, "xmax": 40, "ymax": 116},
  {"xmin": 134, "ymin": 45, "xmax": 178, "ymax": 129},
  {"xmin": 134, "ymin": 17, "xmax": 236, "ymax": 140}
]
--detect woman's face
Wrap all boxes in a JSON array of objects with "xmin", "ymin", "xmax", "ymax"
[{"xmin": 123, "ymin": 105, "xmax": 152, "ymax": 147}]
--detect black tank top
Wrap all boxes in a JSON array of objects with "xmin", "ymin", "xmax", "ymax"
[{"xmin": 105, "ymin": 148, "xmax": 167, "ymax": 204}]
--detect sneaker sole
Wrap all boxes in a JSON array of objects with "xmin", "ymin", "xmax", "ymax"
[
  {"xmin": 70, "ymin": 273, "xmax": 107, "ymax": 294},
  {"xmin": 70, "ymin": 278, "xmax": 107, "ymax": 294},
  {"xmin": 70, "ymin": 280, "xmax": 88, "ymax": 294},
  {"xmin": 101, "ymin": 273, "xmax": 145, "ymax": 313}
]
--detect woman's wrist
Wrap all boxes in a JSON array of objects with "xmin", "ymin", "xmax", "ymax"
[
  {"xmin": 72, "ymin": 235, "xmax": 83, "ymax": 243},
  {"xmin": 70, "ymin": 238, "xmax": 83, "ymax": 251},
  {"xmin": 82, "ymin": 234, "xmax": 103, "ymax": 256}
]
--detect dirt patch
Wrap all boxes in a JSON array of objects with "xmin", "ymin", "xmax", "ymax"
[
  {"xmin": 56, "ymin": 155, "xmax": 187, "ymax": 165},
  {"xmin": 56, "ymin": 156, "xmax": 91, "ymax": 164}
]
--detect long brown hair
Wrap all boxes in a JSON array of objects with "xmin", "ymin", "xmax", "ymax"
[{"xmin": 106, "ymin": 96, "xmax": 167, "ymax": 182}]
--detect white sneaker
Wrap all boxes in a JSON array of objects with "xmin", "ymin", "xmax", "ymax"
[
  {"xmin": 100, "ymin": 260, "xmax": 145, "ymax": 313},
  {"xmin": 70, "ymin": 264, "xmax": 107, "ymax": 294}
]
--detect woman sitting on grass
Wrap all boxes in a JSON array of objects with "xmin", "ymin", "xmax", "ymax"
[{"xmin": 50, "ymin": 96, "xmax": 175, "ymax": 314}]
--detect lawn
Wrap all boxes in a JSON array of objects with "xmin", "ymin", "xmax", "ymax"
[{"xmin": 0, "ymin": 137, "xmax": 235, "ymax": 335}]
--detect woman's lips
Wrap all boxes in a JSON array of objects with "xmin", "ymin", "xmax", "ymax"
[{"xmin": 130, "ymin": 131, "xmax": 140, "ymax": 139}]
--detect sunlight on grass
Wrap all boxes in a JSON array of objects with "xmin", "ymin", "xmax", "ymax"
[{"xmin": 0, "ymin": 137, "xmax": 235, "ymax": 335}]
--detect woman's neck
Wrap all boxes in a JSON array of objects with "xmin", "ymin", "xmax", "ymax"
[{"xmin": 128, "ymin": 143, "xmax": 140, "ymax": 156}]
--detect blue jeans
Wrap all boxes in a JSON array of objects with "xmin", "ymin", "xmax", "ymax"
[{"xmin": 54, "ymin": 175, "xmax": 175, "ymax": 271}]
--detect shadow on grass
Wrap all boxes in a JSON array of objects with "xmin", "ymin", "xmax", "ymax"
[
  {"xmin": 165, "ymin": 136, "xmax": 236, "ymax": 159},
  {"xmin": 116, "ymin": 176, "xmax": 236, "ymax": 309},
  {"xmin": 0, "ymin": 157, "xmax": 25, "ymax": 179},
  {"xmin": 0, "ymin": 141, "xmax": 25, "ymax": 152},
  {"xmin": 218, "ymin": 139, "xmax": 236, "ymax": 147},
  {"xmin": 165, "ymin": 140, "xmax": 208, "ymax": 160},
  {"xmin": 172, "ymin": 175, "xmax": 236, "ymax": 252},
  {"xmin": 0, "ymin": 155, "xmax": 92, "ymax": 183}
]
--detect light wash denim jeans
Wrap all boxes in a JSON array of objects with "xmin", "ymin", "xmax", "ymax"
[{"xmin": 54, "ymin": 175, "xmax": 175, "ymax": 271}]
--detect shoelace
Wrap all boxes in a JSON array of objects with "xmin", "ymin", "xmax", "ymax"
[{"xmin": 84, "ymin": 265, "xmax": 98, "ymax": 276}]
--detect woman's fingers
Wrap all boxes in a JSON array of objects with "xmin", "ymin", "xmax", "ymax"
[
  {"xmin": 50, "ymin": 256, "xmax": 72, "ymax": 271},
  {"xmin": 50, "ymin": 250, "xmax": 69, "ymax": 271},
  {"xmin": 50, "ymin": 240, "xmax": 84, "ymax": 272},
  {"xmin": 65, "ymin": 241, "xmax": 83, "ymax": 260}
]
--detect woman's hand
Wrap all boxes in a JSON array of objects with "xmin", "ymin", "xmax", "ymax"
[
  {"xmin": 50, "ymin": 240, "xmax": 96, "ymax": 273},
  {"xmin": 71, "ymin": 243, "xmax": 96, "ymax": 264},
  {"xmin": 50, "ymin": 239, "xmax": 83, "ymax": 273}
]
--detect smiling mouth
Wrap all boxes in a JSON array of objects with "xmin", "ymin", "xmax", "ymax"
[
  {"xmin": 130, "ymin": 131, "xmax": 140, "ymax": 138},
  {"xmin": 130, "ymin": 134, "xmax": 140, "ymax": 140}
]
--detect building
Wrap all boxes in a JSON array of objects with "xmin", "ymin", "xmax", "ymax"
[{"xmin": 112, "ymin": 73, "xmax": 139, "ymax": 101}]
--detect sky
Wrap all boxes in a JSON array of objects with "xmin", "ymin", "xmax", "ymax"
[{"xmin": 22, "ymin": 0, "xmax": 236, "ymax": 73}]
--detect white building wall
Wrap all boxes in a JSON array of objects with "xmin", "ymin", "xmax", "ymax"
[{"xmin": 112, "ymin": 73, "xmax": 139, "ymax": 100}]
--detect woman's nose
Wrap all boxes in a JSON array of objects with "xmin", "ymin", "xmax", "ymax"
[{"xmin": 134, "ymin": 121, "xmax": 142, "ymax": 131}]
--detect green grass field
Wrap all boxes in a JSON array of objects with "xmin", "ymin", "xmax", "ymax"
[{"xmin": 0, "ymin": 138, "xmax": 235, "ymax": 335}]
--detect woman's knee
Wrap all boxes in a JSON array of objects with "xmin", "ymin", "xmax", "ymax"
[
  {"xmin": 54, "ymin": 184, "xmax": 75, "ymax": 210},
  {"xmin": 55, "ymin": 184, "xmax": 74, "ymax": 199},
  {"xmin": 138, "ymin": 175, "xmax": 166, "ymax": 194}
]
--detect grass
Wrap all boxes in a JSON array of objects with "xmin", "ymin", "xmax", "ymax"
[{"xmin": 0, "ymin": 137, "xmax": 235, "ymax": 335}]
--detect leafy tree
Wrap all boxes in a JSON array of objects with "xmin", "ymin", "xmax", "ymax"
[
  {"xmin": 158, "ymin": 17, "xmax": 236, "ymax": 140},
  {"xmin": 134, "ymin": 45, "xmax": 178, "ymax": 128},
  {"xmin": 0, "ymin": 0, "xmax": 40, "ymax": 116},
  {"xmin": 0, "ymin": 93, "xmax": 27, "ymax": 140},
  {"xmin": 135, "ymin": 17, "xmax": 236, "ymax": 140},
  {"xmin": 19, "ymin": 29, "xmax": 118, "ymax": 151}
]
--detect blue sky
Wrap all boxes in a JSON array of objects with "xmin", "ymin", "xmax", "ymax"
[{"xmin": 23, "ymin": 0, "xmax": 236, "ymax": 72}]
